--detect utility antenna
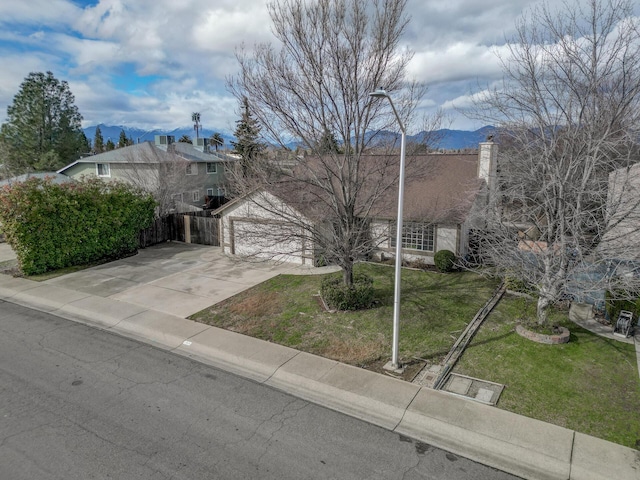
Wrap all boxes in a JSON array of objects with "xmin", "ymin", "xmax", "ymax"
[{"xmin": 192, "ymin": 112, "xmax": 201, "ymax": 140}]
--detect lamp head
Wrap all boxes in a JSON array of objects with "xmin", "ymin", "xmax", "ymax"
[{"xmin": 369, "ymin": 88, "xmax": 388, "ymax": 98}]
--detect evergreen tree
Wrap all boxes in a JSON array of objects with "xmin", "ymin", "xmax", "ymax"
[
  {"xmin": 316, "ymin": 128, "xmax": 341, "ymax": 154},
  {"xmin": 105, "ymin": 139, "xmax": 115, "ymax": 151},
  {"xmin": 231, "ymin": 97, "xmax": 265, "ymax": 176},
  {"xmin": 93, "ymin": 126, "xmax": 104, "ymax": 153},
  {"xmin": 118, "ymin": 129, "xmax": 129, "ymax": 148},
  {"xmin": 178, "ymin": 134, "xmax": 192, "ymax": 144},
  {"xmin": 0, "ymin": 71, "xmax": 85, "ymax": 173}
]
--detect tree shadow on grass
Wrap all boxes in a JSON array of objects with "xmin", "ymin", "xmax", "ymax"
[{"xmin": 463, "ymin": 330, "xmax": 516, "ymax": 351}]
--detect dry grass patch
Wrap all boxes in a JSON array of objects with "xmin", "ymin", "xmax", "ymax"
[{"xmin": 228, "ymin": 291, "xmax": 282, "ymax": 318}]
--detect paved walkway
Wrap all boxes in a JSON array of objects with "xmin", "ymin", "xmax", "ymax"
[{"xmin": 0, "ymin": 242, "xmax": 638, "ymax": 480}]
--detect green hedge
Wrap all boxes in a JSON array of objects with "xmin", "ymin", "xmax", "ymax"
[
  {"xmin": 434, "ymin": 249, "xmax": 456, "ymax": 272},
  {"xmin": 321, "ymin": 273, "xmax": 375, "ymax": 311},
  {"xmin": 0, "ymin": 177, "xmax": 155, "ymax": 275}
]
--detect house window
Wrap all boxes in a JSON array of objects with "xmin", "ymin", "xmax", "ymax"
[
  {"xmin": 217, "ymin": 187, "xmax": 225, "ymax": 197},
  {"xmin": 96, "ymin": 163, "xmax": 110, "ymax": 177},
  {"xmin": 206, "ymin": 162, "xmax": 217, "ymax": 174},
  {"xmin": 192, "ymin": 190, "xmax": 200, "ymax": 202},
  {"xmin": 172, "ymin": 193, "xmax": 183, "ymax": 204},
  {"xmin": 186, "ymin": 163, "xmax": 197, "ymax": 175},
  {"xmin": 206, "ymin": 188, "xmax": 214, "ymax": 197},
  {"xmin": 390, "ymin": 221, "xmax": 435, "ymax": 251}
]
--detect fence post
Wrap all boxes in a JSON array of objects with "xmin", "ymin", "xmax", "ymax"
[{"xmin": 184, "ymin": 215, "xmax": 191, "ymax": 243}]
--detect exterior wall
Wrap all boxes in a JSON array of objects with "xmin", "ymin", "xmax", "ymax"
[
  {"xmin": 436, "ymin": 226, "xmax": 457, "ymax": 253},
  {"xmin": 601, "ymin": 163, "xmax": 640, "ymax": 261},
  {"xmin": 370, "ymin": 219, "xmax": 461, "ymax": 266},
  {"xmin": 63, "ymin": 158, "xmax": 228, "ymax": 209},
  {"xmin": 63, "ymin": 163, "xmax": 99, "ymax": 179}
]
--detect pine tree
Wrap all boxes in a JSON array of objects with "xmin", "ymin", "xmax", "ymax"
[
  {"xmin": 118, "ymin": 129, "xmax": 128, "ymax": 148},
  {"xmin": 93, "ymin": 126, "xmax": 104, "ymax": 153},
  {"xmin": 231, "ymin": 97, "xmax": 265, "ymax": 176},
  {"xmin": 0, "ymin": 71, "xmax": 86, "ymax": 173},
  {"xmin": 105, "ymin": 139, "xmax": 115, "ymax": 151}
]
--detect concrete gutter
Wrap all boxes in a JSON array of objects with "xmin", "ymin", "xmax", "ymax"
[{"xmin": 0, "ymin": 274, "xmax": 638, "ymax": 480}]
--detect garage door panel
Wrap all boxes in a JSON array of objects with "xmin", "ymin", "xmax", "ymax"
[{"xmin": 233, "ymin": 220, "xmax": 305, "ymax": 264}]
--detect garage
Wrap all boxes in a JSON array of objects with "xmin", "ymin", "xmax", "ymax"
[{"xmin": 214, "ymin": 191, "xmax": 314, "ymax": 265}]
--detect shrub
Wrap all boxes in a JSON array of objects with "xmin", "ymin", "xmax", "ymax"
[
  {"xmin": 0, "ymin": 177, "xmax": 155, "ymax": 275},
  {"xmin": 321, "ymin": 273, "xmax": 374, "ymax": 311},
  {"xmin": 434, "ymin": 249, "xmax": 456, "ymax": 272}
]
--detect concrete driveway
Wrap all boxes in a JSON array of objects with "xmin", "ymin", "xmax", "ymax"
[{"xmin": 44, "ymin": 242, "xmax": 295, "ymax": 318}]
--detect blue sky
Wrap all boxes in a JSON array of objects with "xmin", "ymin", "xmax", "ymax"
[{"xmin": 0, "ymin": 0, "xmax": 629, "ymax": 134}]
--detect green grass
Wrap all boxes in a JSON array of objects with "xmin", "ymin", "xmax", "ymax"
[
  {"xmin": 454, "ymin": 294, "xmax": 640, "ymax": 449},
  {"xmin": 190, "ymin": 263, "xmax": 500, "ymax": 366},
  {"xmin": 189, "ymin": 265, "xmax": 640, "ymax": 448}
]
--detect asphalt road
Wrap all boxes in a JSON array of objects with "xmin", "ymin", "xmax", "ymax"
[{"xmin": 0, "ymin": 300, "xmax": 520, "ymax": 480}]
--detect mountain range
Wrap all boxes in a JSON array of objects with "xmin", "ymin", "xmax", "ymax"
[{"xmin": 82, "ymin": 124, "xmax": 496, "ymax": 151}]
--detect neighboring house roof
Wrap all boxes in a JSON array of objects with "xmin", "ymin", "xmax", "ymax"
[
  {"xmin": 214, "ymin": 152, "xmax": 483, "ymax": 226},
  {"xmin": 0, "ymin": 172, "xmax": 72, "ymax": 186},
  {"xmin": 57, "ymin": 142, "xmax": 173, "ymax": 173},
  {"xmin": 171, "ymin": 142, "xmax": 236, "ymax": 163}
]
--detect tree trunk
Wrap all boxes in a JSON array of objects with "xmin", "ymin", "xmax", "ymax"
[
  {"xmin": 536, "ymin": 295, "xmax": 551, "ymax": 326},
  {"xmin": 342, "ymin": 262, "xmax": 354, "ymax": 287}
]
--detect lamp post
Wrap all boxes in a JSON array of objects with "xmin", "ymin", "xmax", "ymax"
[{"xmin": 369, "ymin": 88, "xmax": 406, "ymax": 371}]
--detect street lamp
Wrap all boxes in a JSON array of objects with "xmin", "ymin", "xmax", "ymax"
[{"xmin": 369, "ymin": 88, "xmax": 406, "ymax": 372}]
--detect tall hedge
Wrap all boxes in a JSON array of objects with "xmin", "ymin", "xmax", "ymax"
[{"xmin": 0, "ymin": 177, "xmax": 156, "ymax": 275}]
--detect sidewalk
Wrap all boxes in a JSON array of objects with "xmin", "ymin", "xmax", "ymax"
[{"xmin": 0, "ymin": 246, "xmax": 638, "ymax": 480}]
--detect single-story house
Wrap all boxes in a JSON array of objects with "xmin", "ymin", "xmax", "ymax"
[
  {"xmin": 57, "ymin": 136, "xmax": 233, "ymax": 211},
  {"xmin": 212, "ymin": 141, "xmax": 497, "ymax": 265}
]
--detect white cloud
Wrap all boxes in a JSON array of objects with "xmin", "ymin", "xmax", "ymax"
[
  {"xmin": 408, "ymin": 42, "xmax": 503, "ymax": 85},
  {"xmin": 0, "ymin": 0, "xmax": 80, "ymax": 25},
  {"xmin": 11, "ymin": 0, "xmax": 629, "ymax": 133}
]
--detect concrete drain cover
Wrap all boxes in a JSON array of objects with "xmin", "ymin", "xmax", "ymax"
[
  {"xmin": 447, "ymin": 376, "xmax": 472, "ymax": 395},
  {"xmin": 441, "ymin": 373, "xmax": 505, "ymax": 405}
]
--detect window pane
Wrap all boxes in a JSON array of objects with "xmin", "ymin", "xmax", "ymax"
[
  {"xmin": 97, "ymin": 163, "xmax": 109, "ymax": 176},
  {"xmin": 390, "ymin": 222, "xmax": 434, "ymax": 251},
  {"xmin": 206, "ymin": 162, "xmax": 217, "ymax": 173}
]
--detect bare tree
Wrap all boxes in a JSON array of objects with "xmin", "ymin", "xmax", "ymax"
[
  {"xmin": 467, "ymin": 0, "xmax": 640, "ymax": 325},
  {"xmin": 227, "ymin": 0, "xmax": 433, "ymax": 285},
  {"xmin": 118, "ymin": 144, "xmax": 201, "ymax": 216}
]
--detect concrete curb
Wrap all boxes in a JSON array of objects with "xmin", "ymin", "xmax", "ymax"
[
  {"xmin": 266, "ymin": 351, "xmax": 420, "ymax": 431},
  {"xmin": 1, "ymin": 275, "xmax": 638, "ymax": 480}
]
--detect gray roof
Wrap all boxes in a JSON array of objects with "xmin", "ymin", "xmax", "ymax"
[
  {"xmin": 58, "ymin": 143, "xmax": 171, "ymax": 171},
  {"xmin": 0, "ymin": 172, "xmax": 72, "ymax": 186},
  {"xmin": 171, "ymin": 142, "xmax": 236, "ymax": 163},
  {"xmin": 57, "ymin": 142, "xmax": 235, "ymax": 175}
]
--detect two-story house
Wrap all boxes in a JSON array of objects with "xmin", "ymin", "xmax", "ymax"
[{"xmin": 58, "ymin": 136, "xmax": 233, "ymax": 213}]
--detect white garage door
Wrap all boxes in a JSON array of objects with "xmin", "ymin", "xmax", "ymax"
[{"xmin": 232, "ymin": 219, "xmax": 306, "ymax": 264}]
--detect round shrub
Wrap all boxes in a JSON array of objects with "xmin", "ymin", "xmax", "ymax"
[
  {"xmin": 321, "ymin": 273, "xmax": 374, "ymax": 311},
  {"xmin": 434, "ymin": 249, "xmax": 456, "ymax": 272}
]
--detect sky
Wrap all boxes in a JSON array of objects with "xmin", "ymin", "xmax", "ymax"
[{"xmin": 0, "ymin": 0, "xmax": 589, "ymax": 134}]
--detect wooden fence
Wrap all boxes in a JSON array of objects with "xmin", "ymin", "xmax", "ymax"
[{"xmin": 139, "ymin": 211, "xmax": 219, "ymax": 248}]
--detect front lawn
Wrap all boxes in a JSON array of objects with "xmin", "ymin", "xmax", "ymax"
[
  {"xmin": 454, "ymin": 294, "xmax": 640, "ymax": 449},
  {"xmin": 190, "ymin": 265, "xmax": 640, "ymax": 448},
  {"xmin": 190, "ymin": 263, "xmax": 499, "ymax": 374}
]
